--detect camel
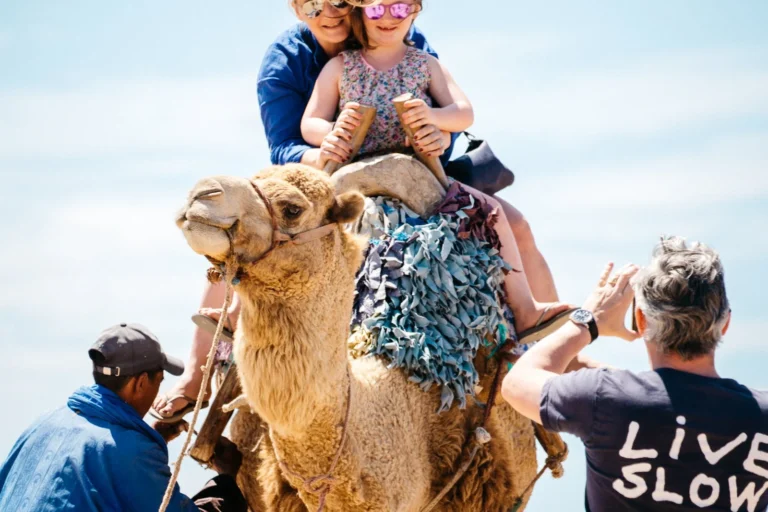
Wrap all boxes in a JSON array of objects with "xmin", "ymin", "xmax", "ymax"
[{"xmin": 176, "ymin": 156, "xmax": 543, "ymax": 511}]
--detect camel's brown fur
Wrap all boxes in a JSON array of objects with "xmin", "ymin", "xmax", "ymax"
[{"xmin": 177, "ymin": 163, "xmax": 538, "ymax": 511}]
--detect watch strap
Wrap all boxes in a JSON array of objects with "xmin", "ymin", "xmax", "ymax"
[
  {"xmin": 570, "ymin": 309, "xmax": 599, "ymax": 343},
  {"xmin": 587, "ymin": 318, "xmax": 599, "ymax": 343}
]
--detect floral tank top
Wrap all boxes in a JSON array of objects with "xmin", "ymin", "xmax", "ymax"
[{"xmin": 339, "ymin": 46, "xmax": 432, "ymax": 157}]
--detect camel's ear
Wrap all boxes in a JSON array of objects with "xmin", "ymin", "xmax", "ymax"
[{"xmin": 330, "ymin": 192, "xmax": 365, "ymax": 224}]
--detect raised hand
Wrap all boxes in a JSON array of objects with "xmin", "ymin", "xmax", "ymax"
[{"xmin": 583, "ymin": 263, "xmax": 641, "ymax": 341}]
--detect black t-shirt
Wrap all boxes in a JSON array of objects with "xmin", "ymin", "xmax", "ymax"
[{"xmin": 540, "ymin": 367, "xmax": 768, "ymax": 511}]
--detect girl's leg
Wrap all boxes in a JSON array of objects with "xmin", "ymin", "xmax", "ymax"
[
  {"xmin": 461, "ymin": 184, "xmax": 570, "ymax": 333},
  {"xmin": 152, "ymin": 280, "xmax": 241, "ymax": 418},
  {"xmin": 495, "ymin": 197, "xmax": 559, "ymax": 302}
]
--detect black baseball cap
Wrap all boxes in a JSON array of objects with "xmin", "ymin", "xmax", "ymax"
[{"xmin": 88, "ymin": 323, "xmax": 184, "ymax": 377}]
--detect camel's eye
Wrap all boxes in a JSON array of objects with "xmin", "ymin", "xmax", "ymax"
[
  {"xmin": 282, "ymin": 204, "xmax": 304, "ymax": 220},
  {"xmin": 195, "ymin": 189, "xmax": 223, "ymax": 201}
]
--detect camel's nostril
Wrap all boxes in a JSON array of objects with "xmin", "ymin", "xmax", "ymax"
[
  {"xmin": 175, "ymin": 210, "xmax": 188, "ymax": 227},
  {"xmin": 195, "ymin": 189, "xmax": 224, "ymax": 201}
]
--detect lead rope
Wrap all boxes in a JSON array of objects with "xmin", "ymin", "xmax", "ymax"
[
  {"xmin": 509, "ymin": 442, "xmax": 569, "ymax": 512},
  {"xmin": 419, "ymin": 351, "xmax": 567, "ymax": 512},
  {"xmin": 158, "ymin": 259, "xmax": 236, "ymax": 512},
  {"xmin": 272, "ymin": 369, "xmax": 353, "ymax": 512}
]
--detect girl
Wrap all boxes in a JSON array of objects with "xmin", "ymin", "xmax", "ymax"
[
  {"xmin": 301, "ymin": 0, "xmax": 463, "ymax": 162},
  {"xmin": 301, "ymin": 0, "xmax": 573, "ymax": 346}
]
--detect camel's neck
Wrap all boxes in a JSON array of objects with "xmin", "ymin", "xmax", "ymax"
[{"xmin": 233, "ymin": 233, "xmax": 361, "ymax": 438}]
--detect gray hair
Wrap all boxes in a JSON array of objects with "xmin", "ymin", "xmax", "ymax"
[{"xmin": 634, "ymin": 236, "xmax": 730, "ymax": 360}]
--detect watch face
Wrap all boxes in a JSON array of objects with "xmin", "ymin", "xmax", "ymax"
[{"xmin": 571, "ymin": 309, "xmax": 594, "ymax": 324}]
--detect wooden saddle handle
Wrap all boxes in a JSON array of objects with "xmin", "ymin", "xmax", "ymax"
[
  {"xmin": 189, "ymin": 365, "xmax": 242, "ymax": 465},
  {"xmin": 323, "ymin": 104, "xmax": 378, "ymax": 175},
  {"xmin": 392, "ymin": 93, "xmax": 450, "ymax": 189}
]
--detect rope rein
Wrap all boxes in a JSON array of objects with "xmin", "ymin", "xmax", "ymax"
[
  {"xmin": 272, "ymin": 369, "xmax": 353, "ymax": 512},
  {"xmin": 510, "ymin": 444, "xmax": 570, "ymax": 512},
  {"xmin": 419, "ymin": 349, "xmax": 567, "ymax": 512},
  {"xmin": 158, "ymin": 262, "xmax": 235, "ymax": 512}
]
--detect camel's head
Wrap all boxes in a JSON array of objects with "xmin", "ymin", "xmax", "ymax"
[{"xmin": 177, "ymin": 164, "xmax": 365, "ymax": 272}]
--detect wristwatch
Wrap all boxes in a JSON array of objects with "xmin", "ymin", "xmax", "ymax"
[{"xmin": 570, "ymin": 309, "xmax": 599, "ymax": 343}]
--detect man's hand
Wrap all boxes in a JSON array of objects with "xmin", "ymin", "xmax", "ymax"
[
  {"xmin": 503, "ymin": 262, "xmax": 638, "ymax": 424},
  {"xmin": 153, "ymin": 419, "xmax": 189, "ymax": 444},
  {"xmin": 583, "ymin": 263, "xmax": 640, "ymax": 341}
]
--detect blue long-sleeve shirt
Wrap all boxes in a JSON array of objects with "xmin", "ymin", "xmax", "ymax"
[
  {"xmin": 0, "ymin": 385, "xmax": 197, "ymax": 512},
  {"xmin": 257, "ymin": 23, "xmax": 457, "ymax": 166}
]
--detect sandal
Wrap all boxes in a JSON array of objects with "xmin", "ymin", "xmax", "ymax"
[
  {"xmin": 192, "ymin": 313, "xmax": 234, "ymax": 343},
  {"xmin": 149, "ymin": 394, "xmax": 210, "ymax": 424},
  {"xmin": 517, "ymin": 306, "xmax": 578, "ymax": 346}
]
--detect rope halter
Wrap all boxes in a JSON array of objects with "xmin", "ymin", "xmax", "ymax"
[
  {"xmin": 207, "ymin": 180, "xmax": 339, "ymax": 273},
  {"xmin": 246, "ymin": 180, "xmax": 339, "ymax": 264}
]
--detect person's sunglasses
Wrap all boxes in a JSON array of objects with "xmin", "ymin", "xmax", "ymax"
[
  {"xmin": 301, "ymin": 0, "xmax": 350, "ymax": 19},
  {"xmin": 363, "ymin": 3, "xmax": 421, "ymax": 20}
]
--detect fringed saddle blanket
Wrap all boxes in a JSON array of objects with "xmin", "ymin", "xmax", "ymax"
[
  {"xmin": 213, "ymin": 182, "xmax": 531, "ymax": 411},
  {"xmin": 349, "ymin": 182, "xmax": 529, "ymax": 412}
]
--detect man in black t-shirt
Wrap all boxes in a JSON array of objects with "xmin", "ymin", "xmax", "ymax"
[{"xmin": 502, "ymin": 237, "xmax": 768, "ymax": 511}]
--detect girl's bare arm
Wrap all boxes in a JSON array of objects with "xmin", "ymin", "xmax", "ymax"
[
  {"xmin": 426, "ymin": 55, "xmax": 474, "ymax": 133},
  {"xmin": 301, "ymin": 56, "xmax": 344, "ymax": 146}
]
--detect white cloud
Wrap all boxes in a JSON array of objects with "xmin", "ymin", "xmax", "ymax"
[
  {"xmin": 0, "ymin": 347, "xmax": 86, "ymax": 373},
  {"xmin": 463, "ymin": 47, "xmax": 768, "ymax": 143},
  {"xmin": 494, "ymin": 131, "xmax": 768, "ymax": 261},
  {"xmin": 0, "ymin": 195, "xmax": 210, "ymax": 340},
  {"xmin": 517, "ymin": 132, "xmax": 768, "ymax": 212},
  {"xmin": 0, "ymin": 75, "xmax": 266, "ymax": 157},
  {"xmin": 435, "ymin": 30, "xmax": 563, "ymax": 68},
  {"xmin": 720, "ymin": 320, "xmax": 768, "ymax": 352}
]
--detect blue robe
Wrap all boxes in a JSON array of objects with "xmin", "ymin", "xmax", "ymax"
[{"xmin": 0, "ymin": 384, "xmax": 197, "ymax": 511}]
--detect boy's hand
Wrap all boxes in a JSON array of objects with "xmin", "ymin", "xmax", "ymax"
[{"xmin": 401, "ymin": 98, "xmax": 436, "ymax": 131}]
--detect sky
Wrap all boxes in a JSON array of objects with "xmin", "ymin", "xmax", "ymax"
[{"xmin": 1, "ymin": 0, "xmax": 767, "ymax": 509}]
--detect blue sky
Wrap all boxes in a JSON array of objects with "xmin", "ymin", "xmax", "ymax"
[{"xmin": 1, "ymin": 1, "xmax": 766, "ymax": 509}]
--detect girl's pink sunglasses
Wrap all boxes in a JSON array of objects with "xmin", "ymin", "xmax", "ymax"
[{"xmin": 363, "ymin": 3, "xmax": 420, "ymax": 20}]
